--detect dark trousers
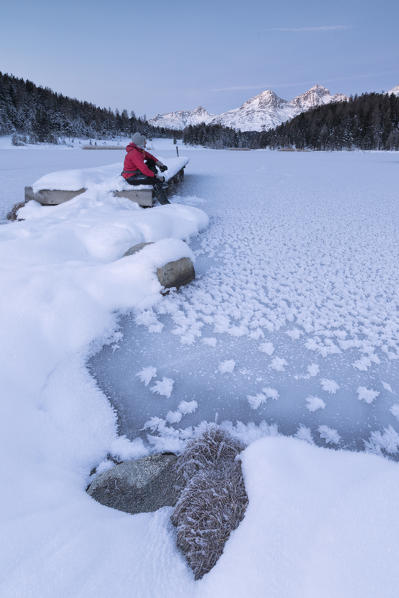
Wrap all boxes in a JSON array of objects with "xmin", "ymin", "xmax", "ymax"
[{"xmin": 125, "ymin": 160, "xmax": 169, "ymax": 205}]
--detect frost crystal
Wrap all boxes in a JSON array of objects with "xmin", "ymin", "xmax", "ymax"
[
  {"xmin": 136, "ymin": 366, "xmax": 157, "ymax": 386},
  {"xmin": 320, "ymin": 378, "xmax": 340, "ymax": 394},
  {"xmin": 306, "ymin": 396, "xmax": 326, "ymax": 412},
  {"xmin": 318, "ymin": 425, "xmax": 341, "ymax": 445},
  {"xmin": 357, "ymin": 386, "xmax": 380, "ymax": 404},
  {"xmin": 218, "ymin": 359, "xmax": 236, "ymax": 374},
  {"xmin": 150, "ymin": 377, "xmax": 174, "ymax": 398}
]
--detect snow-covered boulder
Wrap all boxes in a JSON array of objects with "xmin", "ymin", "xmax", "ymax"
[
  {"xmin": 123, "ymin": 242, "xmax": 195, "ymax": 289},
  {"xmin": 157, "ymin": 257, "xmax": 195, "ymax": 289},
  {"xmin": 87, "ymin": 453, "xmax": 182, "ymax": 514}
]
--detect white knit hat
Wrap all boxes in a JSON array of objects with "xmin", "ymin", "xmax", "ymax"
[{"xmin": 131, "ymin": 132, "xmax": 146, "ymax": 147}]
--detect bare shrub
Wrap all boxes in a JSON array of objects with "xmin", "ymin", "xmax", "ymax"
[
  {"xmin": 177, "ymin": 424, "xmax": 244, "ymax": 481},
  {"xmin": 171, "ymin": 425, "xmax": 248, "ymax": 579}
]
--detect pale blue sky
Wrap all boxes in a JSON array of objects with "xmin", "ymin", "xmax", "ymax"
[{"xmin": 1, "ymin": 0, "xmax": 398, "ymax": 117}]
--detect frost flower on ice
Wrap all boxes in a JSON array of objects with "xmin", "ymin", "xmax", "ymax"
[
  {"xmin": 320, "ymin": 378, "xmax": 340, "ymax": 394},
  {"xmin": 357, "ymin": 386, "xmax": 379, "ymax": 404},
  {"xmin": 306, "ymin": 396, "xmax": 326, "ymax": 412},
  {"xmin": 259, "ymin": 342, "xmax": 274, "ymax": 355},
  {"xmin": 136, "ymin": 366, "xmax": 157, "ymax": 386},
  {"xmin": 295, "ymin": 425, "xmax": 314, "ymax": 444},
  {"xmin": 166, "ymin": 410, "xmax": 183, "ymax": 424},
  {"xmin": 150, "ymin": 377, "xmax": 174, "ymax": 398},
  {"xmin": 318, "ymin": 425, "xmax": 341, "ymax": 445},
  {"xmin": 270, "ymin": 357, "xmax": 288, "ymax": 371},
  {"xmin": 218, "ymin": 360, "xmax": 236, "ymax": 374},
  {"xmin": 247, "ymin": 393, "xmax": 266, "ymax": 410},
  {"xmin": 178, "ymin": 400, "xmax": 198, "ymax": 415}
]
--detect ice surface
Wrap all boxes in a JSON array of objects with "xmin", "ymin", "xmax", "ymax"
[{"xmin": 89, "ymin": 148, "xmax": 399, "ymax": 456}]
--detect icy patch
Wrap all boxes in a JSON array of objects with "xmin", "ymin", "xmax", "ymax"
[{"xmin": 89, "ymin": 150, "xmax": 399, "ymax": 455}]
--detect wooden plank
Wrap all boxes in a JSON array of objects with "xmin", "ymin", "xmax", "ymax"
[{"xmin": 24, "ymin": 186, "xmax": 86, "ymax": 205}]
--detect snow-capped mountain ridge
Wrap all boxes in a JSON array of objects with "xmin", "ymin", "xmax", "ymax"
[
  {"xmin": 150, "ymin": 105, "xmax": 213, "ymax": 129},
  {"xmin": 149, "ymin": 84, "xmax": 349, "ymax": 132},
  {"xmin": 387, "ymin": 85, "xmax": 399, "ymax": 97}
]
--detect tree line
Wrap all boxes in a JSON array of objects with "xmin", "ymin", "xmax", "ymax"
[
  {"xmin": 0, "ymin": 71, "xmax": 181, "ymax": 143},
  {"xmin": 1, "ymin": 72, "xmax": 398, "ymax": 151},
  {"xmin": 183, "ymin": 93, "xmax": 399, "ymax": 151}
]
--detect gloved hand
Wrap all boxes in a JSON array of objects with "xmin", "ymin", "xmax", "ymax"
[
  {"xmin": 157, "ymin": 162, "xmax": 168, "ymax": 172},
  {"xmin": 155, "ymin": 174, "xmax": 165, "ymax": 182}
]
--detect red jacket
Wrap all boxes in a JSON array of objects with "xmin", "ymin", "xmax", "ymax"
[{"xmin": 122, "ymin": 143, "xmax": 158, "ymax": 179}]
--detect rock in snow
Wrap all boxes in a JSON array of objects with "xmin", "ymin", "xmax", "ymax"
[
  {"xmin": 157, "ymin": 257, "xmax": 195, "ymax": 289},
  {"xmin": 87, "ymin": 453, "xmax": 183, "ymax": 514},
  {"xmin": 124, "ymin": 242, "xmax": 195, "ymax": 289}
]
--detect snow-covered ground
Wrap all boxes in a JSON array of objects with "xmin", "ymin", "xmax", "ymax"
[{"xmin": 1, "ymin": 139, "xmax": 399, "ymax": 597}]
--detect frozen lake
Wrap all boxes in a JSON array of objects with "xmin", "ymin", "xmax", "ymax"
[
  {"xmin": 2, "ymin": 140, "xmax": 399, "ymax": 455},
  {"xmin": 86, "ymin": 145, "xmax": 399, "ymax": 455}
]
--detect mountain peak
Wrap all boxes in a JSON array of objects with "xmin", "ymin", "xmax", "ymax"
[
  {"xmin": 242, "ymin": 89, "xmax": 286, "ymax": 110},
  {"xmin": 308, "ymin": 84, "xmax": 330, "ymax": 92},
  {"xmin": 387, "ymin": 85, "xmax": 399, "ymax": 96},
  {"xmin": 291, "ymin": 85, "xmax": 348, "ymax": 110}
]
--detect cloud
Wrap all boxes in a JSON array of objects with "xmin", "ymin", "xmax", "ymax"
[{"xmin": 268, "ymin": 25, "xmax": 352, "ymax": 32}]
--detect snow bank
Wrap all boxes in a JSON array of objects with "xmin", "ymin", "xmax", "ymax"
[
  {"xmin": 0, "ymin": 185, "xmax": 207, "ymax": 597},
  {"xmin": 32, "ymin": 157, "xmax": 189, "ymax": 192},
  {"xmin": 198, "ymin": 436, "xmax": 399, "ymax": 598}
]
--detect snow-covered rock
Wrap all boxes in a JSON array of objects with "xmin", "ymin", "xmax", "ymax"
[
  {"xmin": 156, "ymin": 256, "xmax": 195, "ymax": 289},
  {"xmin": 87, "ymin": 453, "xmax": 182, "ymax": 514}
]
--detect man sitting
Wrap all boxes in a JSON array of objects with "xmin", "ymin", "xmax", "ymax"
[{"xmin": 121, "ymin": 133, "xmax": 170, "ymax": 205}]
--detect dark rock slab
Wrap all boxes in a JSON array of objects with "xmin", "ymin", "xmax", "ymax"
[{"xmin": 87, "ymin": 453, "xmax": 183, "ymax": 514}]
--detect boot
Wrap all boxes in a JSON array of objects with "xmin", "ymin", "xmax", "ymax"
[{"xmin": 154, "ymin": 181, "xmax": 170, "ymax": 205}]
